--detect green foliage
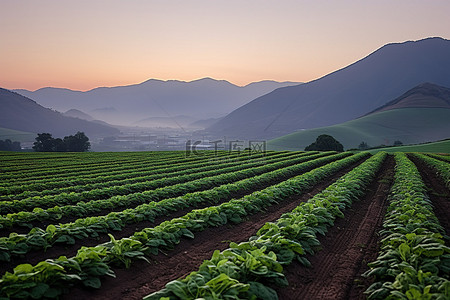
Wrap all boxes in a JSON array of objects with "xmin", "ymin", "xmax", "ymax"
[
  {"xmin": 10, "ymin": 150, "xmax": 448, "ymax": 299},
  {"xmin": 0, "ymin": 151, "xmax": 366, "ymax": 298},
  {"xmin": 0, "ymin": 151, "xmax": 306, "ymax": 214},
  {"xmin": 367, "ymin": 140, "xmax": 450, "ymax": 154},
  {"xmin": 412, "ymin": 153, "xmax": 450, "ymax": 190},
  {"xmin": 63, "ymin": 132, "xmax": 90, "ymax": 152},
  {"xmin": 32, "ymin": 131, "xmax": 90, "ymax": 152},
  {"xmin": 144, "ymin": 152, "xmax": 386, "ymax": 299},
  {"xmin": 32, "ymin": 133, "xmax": 55, "ymax": 152},
  {"xmin": 363, "ymin": 153, "xmax": 450, "ymax": 299},
  {"xmin": 0, "ymin": 139, "xmax": 21, "ymax": 151},
  {"xmin": 305, "ymin": 134, "xmax": 344, "ymax": 152},
  {"xmin": 268, "ymin": 108, "xmax": 450, "ymax": 151},
  {"xmin": 0, "ymin": 152, "xmax": 346, "ymax": 261}
]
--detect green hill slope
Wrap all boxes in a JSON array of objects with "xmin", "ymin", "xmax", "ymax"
[
  {"xmin": 0, "ymin": 127, "xmax": 35, "ymax": 142},
  {"xmin": 367, "ymin": 139, "xmax": 450, "ymax": 153},
  {"xmin": 268, "ymin": 108, "xmax": 450, "ymax": 151}
]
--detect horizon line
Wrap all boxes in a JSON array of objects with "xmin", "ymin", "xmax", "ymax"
[{"xmin": 7, "ymin": 77, "xmax": 304, "ymax": 93}]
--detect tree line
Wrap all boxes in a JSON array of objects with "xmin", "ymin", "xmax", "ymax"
[
  {"xmin": 0, "ymin": 139, "xmax": 21, "ymax": 151},
  {"xmin": 33, "ymin": 132, "xmax": 90, "ymax": 152}
]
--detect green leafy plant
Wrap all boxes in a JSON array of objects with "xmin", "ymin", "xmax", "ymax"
[
  {"xmin": 144, "ymin": 152, "xmax": 387, "ymax": 299},
  {"xmin": 363, "ymin": 153, "xmax": 450, "ymax": 299},
  {"xmin": 0, "ymin": 152, "xmax": 366, "ymax": 298},
  {"xmin": 0, "ymin": 151, "xmax": 344, "ymax": 261}
]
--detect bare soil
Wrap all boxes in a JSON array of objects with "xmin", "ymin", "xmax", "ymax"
[
  {"xmin": 408, "ymin": 155, "xmax": 450, "ymax": 240},
  {"xmin": 64, "ymin": 160, "xmax": 364, "ymax": 300},
  {"xmin": 274, "ymin": 155, "xmax": 394, "ymax": 300}
]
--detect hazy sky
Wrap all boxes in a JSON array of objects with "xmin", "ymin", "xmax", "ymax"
[{"xmin": 1, "ymin": 0, "xmax": 450, "ymax": 91}]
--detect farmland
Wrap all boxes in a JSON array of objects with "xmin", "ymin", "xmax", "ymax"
[{"xmin": 0, "ymin": 150, "xmax": 449, "ymax": 299}]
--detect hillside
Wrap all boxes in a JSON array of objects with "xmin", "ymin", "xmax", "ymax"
[
  {"xmin": 367, "ymin": 139, "xmax": 450, "ymax": 154},
  {"xmin": 15, "ymin": 78, "xmax": 300, "ymax": 126},
  {"xmin": 64, "ymin": 109, "xmax": 95, "ymax": 121},
  {"xmin": 268, "ymin": 108, "xmax": 450, "ymax": 151},
  {"xmin": 208, "ymin": 37, "xmax": 450, "ymax": 139},
  {"xmin": 367, "ymin": 82, "xmax": 450, "ymax": 114},
  {"xmin": 0, "ymin": 127, "xmax": 35, "ymax": 142},
  {"xmin": 0, "ymin": 88, "xmax": 120, "ymax": 138}
]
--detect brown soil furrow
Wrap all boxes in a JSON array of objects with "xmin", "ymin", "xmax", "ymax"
[
  {"xmin": 408, "ymin": 154, "xmax": 450, "ymax": 239},
  {"xmin": 275, "ymin": 155, "xmax": 394, "ymax": 300},
  {"xmin": 64, "ymin": 160, "xmax": 363, "ymax": 300},
  {"xmin": 425, "ymin": 154, "xmax": 450, "ymax": 164}
]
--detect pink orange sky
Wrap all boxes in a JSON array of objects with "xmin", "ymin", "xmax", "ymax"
[{"xmin": 1, "ymin": 0, "xmax": 450, "ymax": 91}]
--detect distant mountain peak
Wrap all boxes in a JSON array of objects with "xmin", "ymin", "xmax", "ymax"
[
  {"xmin": 207, "ymin": 36, "xmax": 450, "ymax": 139},
  {"xmin": 64, "ymin": 109, "xmax": 95, "ymax": 121},
  {"xmin": 400, "ymin": 82, "xmax": 450, "ymax": 100},
  {"xmin": 139, "ymin": 77, "xmax": 233, "ymax": 86},
  {"xmin": 14, "ymin": 79, "xmax": 301, "ymax": 126},
  {"xmin": 367, "ymin": 82, "xmax": 450, "ymax": 115},
  {"xmin": 384, "ymin": 36, "xmax": 446, "ymax": 47},
  {"xmin": 0, "ymin": 88, "xmax": 119, "ymax": 137}
]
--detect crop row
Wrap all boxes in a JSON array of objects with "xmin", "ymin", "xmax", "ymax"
[
  {"xmin": 144, "ymin": 151, "xmax": 387, "ymax": 299},
  {"xmin": 0, "ymin": 150, "xmax": 182, "ymax": 173},
  {"xmin": 0, "ymin": 152, "xmax": 240, "ymax": 192},
  {"xmin": 0, "ymin": 151, "xmax": 284, "ymax": 198},
  {"xmin": 0, "ymin": 152, "xmax": 164, "ymax": 174},
  {"xmin": 0, "ymin": 151, "xmax": 318, "ymax": 214},
  {"xmin": 363, "ymin": 153, "xmax": 449, "ymax": 299},
  {"xmin": 0, "ymin": 153, "xmax": 348, "ymax": 241},
  {"xmin": 0, "ymin": 151, "xmax": 217, "ymax": 186},
  {"xmin": 1, "ymin": 151, "xmax": 275, "ymax": 189},
  {"xmin": 0, "ymin": 151, "xmax": 177, "ymax": 165},
  {"xmin": 0, "ymin": 152, "xmax": 368, "ymax": 298},
  {"xmin": 0, "ymin": 153, "xmax": 321, "ymax": 231},
  {"xmin": 0, "ymin": 153, "xmax": 333, "ymax": 228},
  {"xmin": 412, "ymin": 153, "xmax": 450, "ymax": 189},
  {"xmin": 1, "ymin": 150, "xmax": 240, "ymax": 185},
  {"xmin": 427, "ymin": 153, "xmax": 450, "ymax": 163},
  {"xmin": 0, "ymin": 152, "xmax": 362, "ymax": 261}
]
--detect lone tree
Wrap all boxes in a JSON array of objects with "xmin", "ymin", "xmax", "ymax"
[
  {"xmin": 305, "ymin": 134, "xmax": 344, "ymax": 152},
  {"xmin": 358, "ymin": 141, "xmax": 369, "ymax": 150},
  {"xmin": 393, "ymin": 140, "xmax": 403, "ymax": 146}
]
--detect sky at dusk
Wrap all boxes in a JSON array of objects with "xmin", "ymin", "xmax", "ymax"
[{"xmin": 1, "ymin": 0, "xmax": 450, "ymax": 91}]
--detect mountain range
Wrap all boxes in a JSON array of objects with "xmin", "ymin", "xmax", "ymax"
[
  {"xmin": 15, "ymin": 79, "xmax": 300, "ymax": 126},
  {"xmin": 268, "ymin": 83, "xmax": 450, "ymax": 150},
  {"xmin": 0, "ymin": 88, "xmax": 119, "ymax": 138},
  {"xmin": 4, "ymin": 37, "xmax": 450, "ymax": 150},
  {"xmin": 207, "ymin": 37, "xmax": 450, "ymax": 139}
]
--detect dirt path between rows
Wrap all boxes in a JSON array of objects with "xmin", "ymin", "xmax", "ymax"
[
  {"xmin": 408, "ymin": 155, "xmax": 450, "ymax": 240},
  {"xmin": 274, "ymin": 155, "xmax": 394, "ymax": 300},
  {"xmin": 64, "ymin": 159, "xmax": 366, "ymax": 300}
]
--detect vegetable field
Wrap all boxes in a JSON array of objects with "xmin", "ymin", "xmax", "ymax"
[{"xmin": 0, "ymin": 150, "xmax": 448, "ymax": 299}]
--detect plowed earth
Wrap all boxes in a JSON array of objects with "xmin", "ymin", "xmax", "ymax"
[
  {"xmin": 65, "ymin": 159, "xmax": 367, "ymax": 300},
  {"xmin": 274, "ymin": 155, "xmax": 394, "ymax": 300},
  {"xmin": 408, "ymin": 155, "xmax": 450, "ymax": 240}
]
